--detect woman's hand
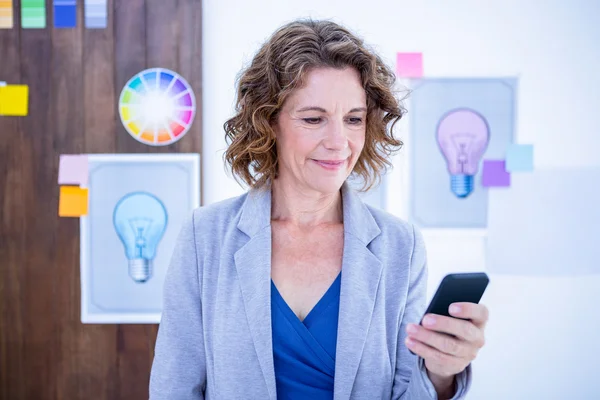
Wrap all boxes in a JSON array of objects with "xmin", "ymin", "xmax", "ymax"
[{"xmin": 404, "ymin": 302, "xmax": 488, "ymax": 380}]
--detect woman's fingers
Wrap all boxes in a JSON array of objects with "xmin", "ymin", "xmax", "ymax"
[
  {"xmin": 449, "ymin": 302, "xmax": 489, "ymax": 330},
  {"xmin": 419, "ymin": 313, "xmax": 485, "ymax": 347},
  {"xmin": 404, "ymin": 335, "xmax": 465, "ymax": 378},
  {"xmin": 406, "ymin": 323, "xmax": 475, "ymax": 359},
  {"xmin": 406, "ymin": 302, "xmax": 489, "ymax": 379}
]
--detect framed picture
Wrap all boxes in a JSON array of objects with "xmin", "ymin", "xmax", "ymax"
[
  {"xmin": 408, "ymin": 78, "xmax": 516, "ymax": 229},
  {"xmin": 80, "ymin": 153, "xmax": 201, "ymax": 323}
]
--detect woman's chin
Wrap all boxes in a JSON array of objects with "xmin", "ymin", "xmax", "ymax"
[{"xmin": 306, "ymin": 176, "xmax": 347, "ymax": 194}]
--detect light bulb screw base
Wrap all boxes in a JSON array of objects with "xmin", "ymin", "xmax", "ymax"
[
  {"xmin": 451, "ymin": 174, "xmax": 474, "ymax": 198},
  {"xmin": 129, "ymin": 258, "xmax": 152, "ymax": 283}
]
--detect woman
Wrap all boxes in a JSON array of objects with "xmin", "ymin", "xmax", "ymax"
[{"xmin": 150, "ymin": 18, "xmax": 488, "ymax": 399}]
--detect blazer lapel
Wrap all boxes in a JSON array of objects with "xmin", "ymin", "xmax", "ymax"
[
  {"xmin": 234, "ymin": 186, "xmax": 277, "ymax": 400},
  {"xmin": 334, "ymin": 182, "xmax": 383, "ymax": 400},
  {"xmin": 233, "ymin": 182, "xmax": 383, "ymax": 400}
]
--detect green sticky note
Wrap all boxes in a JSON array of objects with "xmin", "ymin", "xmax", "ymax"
[{"xmin": 21, "ymin": 0, "xmax": 46, "ymax": 28}]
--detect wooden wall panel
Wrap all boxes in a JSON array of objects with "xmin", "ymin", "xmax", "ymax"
[
  {"xmin": 0, "ymin": 1, "xmax": 203, "ymax": 399},
  {"xmin": 177, "ymin": 0, "xmax": 203, "ymax": 171},
  {"xmin": 84, "ymin": 0, "xmax": 116, "ymax": 153},
  {"xmin": 114, "ymin": 0, "xmax": 146, "ymax": 155},
  {"xmin": 0, "ymin": 4, "xmax": 25, "ymax": 398},
  {"xmin": 20, "ymin": 24, "xmax": 57, "ymax": 399}
]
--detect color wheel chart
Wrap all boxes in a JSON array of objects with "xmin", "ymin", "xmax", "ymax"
[{"xmin": 119, "ymin": 68, "xmax": 196, "ymax": 146}]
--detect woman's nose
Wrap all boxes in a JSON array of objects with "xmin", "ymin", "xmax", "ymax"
[{"xmin": 322, "ymin": 121, "xmax": 348, "ymax": 150}]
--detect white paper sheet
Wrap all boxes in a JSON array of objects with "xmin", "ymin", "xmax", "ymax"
[{"xmin": 486, "ymin": 168, "xmax": 600, "ymax": 276}]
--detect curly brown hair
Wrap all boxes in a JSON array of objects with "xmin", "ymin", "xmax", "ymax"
[{"xmin": 223, "ymin": 18, "xmax": 406, "ymax": 191}]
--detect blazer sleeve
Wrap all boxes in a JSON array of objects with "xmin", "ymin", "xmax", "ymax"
[
  {"xmin": 149, "ymin": 211, "xmax": 206, "ymax": 399},
  {"xmin": 391, "ymin": 225, "xmax": 472, "ymax": 400}
]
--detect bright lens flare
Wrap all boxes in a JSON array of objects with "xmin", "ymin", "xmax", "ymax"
[{"xmin": 140, "ymin": 91, "xmax": 175, "ymax": 126}]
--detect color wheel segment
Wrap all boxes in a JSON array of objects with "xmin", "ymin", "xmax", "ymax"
[{"xmin": 119, "ymin": 68, "xmax": 196, "ymax": 146}]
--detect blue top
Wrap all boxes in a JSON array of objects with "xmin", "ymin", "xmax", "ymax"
[{"xmin": 271, "ymin": 272, "xmax": 342, "ymax": 400}]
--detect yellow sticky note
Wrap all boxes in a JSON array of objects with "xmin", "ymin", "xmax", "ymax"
[
  {"xmin": 59, "ymin": 186, "xmax": 88, "ymax": 217},
  {"xmin": 0, "ymin": 85, "xmax": 29, "ymax": 116}
]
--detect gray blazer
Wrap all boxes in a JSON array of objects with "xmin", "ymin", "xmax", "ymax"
[{"xmin": 149, "ymin": 182, "xmax": 472, "ymax": 399}]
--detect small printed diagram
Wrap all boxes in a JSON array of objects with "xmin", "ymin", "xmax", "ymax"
[
  {"xmin": 409, "ymin": 78, "xmax": 516, "ymax": 229},
  {"xmin": 436, "ymin": 108, "xmax": 490, "ymax": 199},
  {"xmin": 113, "ymin": 192, "xmax": 168, "ymax": 284},
  {"xmin": 80, "ymin": 154, "xmax": 200, "ymax": 323}
]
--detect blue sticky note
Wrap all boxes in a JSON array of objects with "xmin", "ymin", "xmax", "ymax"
[
  {"xmin": 54, "ymin": 1, "xmax": 77, "ymax": 28},
  {"xmin": 506, "ymin": 144, "xmax": 534, "ymax": 172},
  {"xmin": 84, "ymin": 0, "xmax": 107, "ymax": 29}
]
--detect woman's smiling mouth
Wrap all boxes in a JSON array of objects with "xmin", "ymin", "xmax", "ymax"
[{"xmin": 311, "ymin": 158, "xmax": 347, "ymax": 170}]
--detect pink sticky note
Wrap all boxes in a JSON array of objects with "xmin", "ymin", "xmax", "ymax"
[
  {"xmin": 58, "ymin": 154, "xmax": 89, "ymax": 185},
  {"xmin": 482, "ymin": 160, "xmax": 510, "ymax": 187},
  {"xmin": 396, "ymin": 52, "xmax": 423, "ymax": 78}
]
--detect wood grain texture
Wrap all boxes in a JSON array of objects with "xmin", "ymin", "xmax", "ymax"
[
  {"xmin": 176, "ymin": 0, "xmax": 203, "ymax": 203},
  {"xmin": 114, "ymin": 0, "xmax": 147, "ymax": 154},
  {"xmin": 84, "ymin": 0, "xmax": 116, "ymax": 153},
  {"xmin": 19, "ymin": 19, "xmax": 57, "ymax": 400},
  {"xmin": 0, "ymin": 0, "xmax": 203, "ymax": 398},
  {"xmin": 0, "ymin": 4, "xmax": 24, "ymax": 399},
  {"xmin": 77, "ymin": 0, "xmax": 120, "ymax": 396}
]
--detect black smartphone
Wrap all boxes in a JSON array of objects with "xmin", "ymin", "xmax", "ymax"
[
  {"xmin": 420, "ymin": 272, "xmax": 489, "ymax": 323},
  {"xmin": 409, "ymin": 272, "xmax": 489, "ymax": 354}
]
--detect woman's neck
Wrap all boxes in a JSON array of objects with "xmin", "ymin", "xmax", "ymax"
[{"xmin": 270, "ymin": 178, "xmax": 343, "ymax": 228}]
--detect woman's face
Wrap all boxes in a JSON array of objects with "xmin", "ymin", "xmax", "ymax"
[{"xmin": 273, "ymin": 67, "xmax": 367, "ymax": 195}]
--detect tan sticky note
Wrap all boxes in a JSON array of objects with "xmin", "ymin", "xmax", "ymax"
[
  {"xmin": 0, "ymin": 1, "xmax": 14, "ymax": 29},
  {"xmin": 59, "ymin": 186, "xmax": 88, "ymax": 217}
]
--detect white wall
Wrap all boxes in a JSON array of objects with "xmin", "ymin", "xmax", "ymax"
[{"xmin": 202, "ymin": 1, "xmax": 600, "ymax": 398}]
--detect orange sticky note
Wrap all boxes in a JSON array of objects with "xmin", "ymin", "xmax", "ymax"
[
  {"xmin": 59, "ymin": 186, "xmax": 88, "ymax": 217},
  {"xmin": 0, "ymin": 84, "xmax": 29, "ymax": 116}
]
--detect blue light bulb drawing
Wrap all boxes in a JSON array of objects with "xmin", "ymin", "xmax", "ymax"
[
  {"xmin": 113, "ymin": 192, "xmax": 168, "ymax": 283},
  {"xmin": 436, "ymin": 108, "xmax": 490, "ymax": 198}
]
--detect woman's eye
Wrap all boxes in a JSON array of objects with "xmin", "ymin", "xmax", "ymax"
[
  {"xmin": 303, "ymin": 117, "xmax": 322, "ymax": 124},
  {"xmin": 347, "ymin": 117, "xmax": 363, "ymax": 124}
]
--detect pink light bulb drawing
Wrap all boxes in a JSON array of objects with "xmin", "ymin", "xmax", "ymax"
[{"xmin": 436, "ymin": 108, "xmax": 490, "ymax": 198}]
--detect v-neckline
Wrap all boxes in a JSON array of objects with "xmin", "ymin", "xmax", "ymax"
[{"xmin": 271, "ymin": 271, "xmax": 342, "ymax": 326}]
